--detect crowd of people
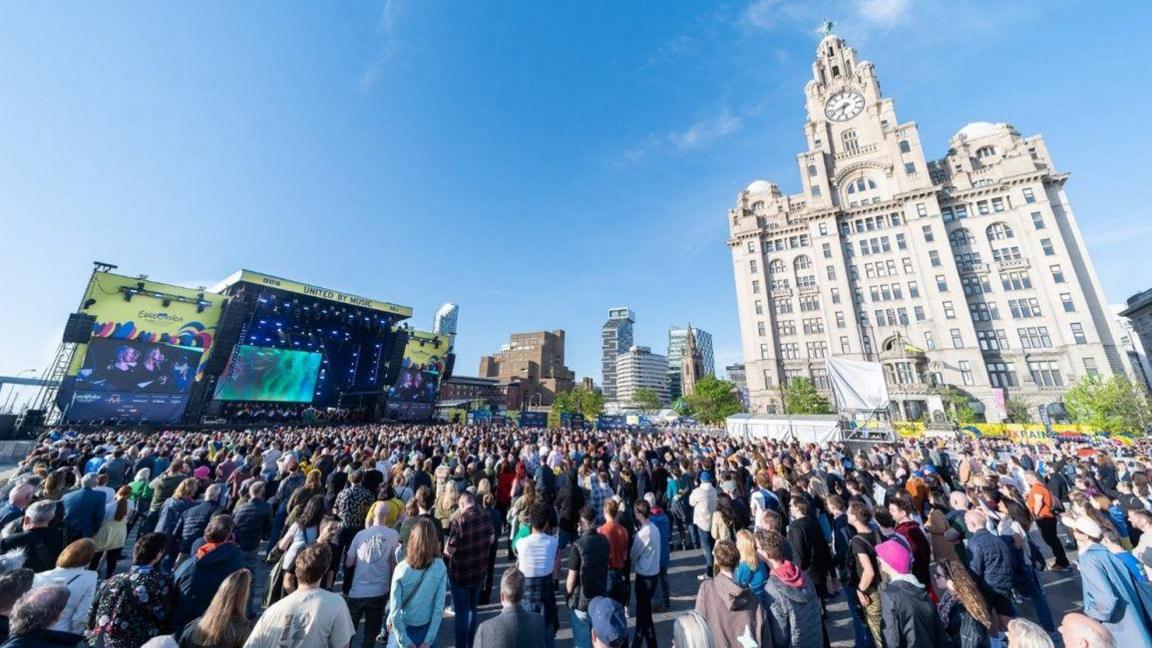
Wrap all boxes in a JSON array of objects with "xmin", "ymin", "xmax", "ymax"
[{"xmin": 0, "ymin": 422, "xmax": 1148, "ymax": 648}]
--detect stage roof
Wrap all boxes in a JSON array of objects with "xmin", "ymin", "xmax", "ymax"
[{"xmin": 211, "ymin": 269, "xmax": 413, "ymax": 318}]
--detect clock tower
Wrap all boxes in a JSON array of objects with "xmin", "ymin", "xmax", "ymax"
[{"xmin": 798, "ymin": 33, "xmax": 933, "ymax": 211}]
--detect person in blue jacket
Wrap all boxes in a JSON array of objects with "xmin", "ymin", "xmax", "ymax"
[
  {"xmin": 645, "ymin": 493, "xmax": 672, "ymax": 611},
  {"xmin": 60, "ymin": 473, "xmax": 105, "ymax": 543},
  {"xmin": 1065, "ymin": 513, "xmax": 1152, "ymax": 646}
]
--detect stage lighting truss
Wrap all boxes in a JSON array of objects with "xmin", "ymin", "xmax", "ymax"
[{"xmin": 117, "ymin": 285, "xmax": 212, "ymax": 312}]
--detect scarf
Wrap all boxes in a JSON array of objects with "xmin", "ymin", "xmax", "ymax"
[
  {"xmin": 770, "ymin": 560, "xmax": 807, "ymax": 588},
  {"xmin": 937, "ymin": 590, "xmax": 960, "ymax": 622},
  {"xmin": 196, "ymin": 540, "xmax": 230, "ymax": 559}
]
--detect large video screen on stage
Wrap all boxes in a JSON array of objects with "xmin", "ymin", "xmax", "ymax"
[
  {"xmin": 67, "ymin": 338, "xmax": 204, "ymax": 422},
  {"xmin": 386, "ymin": 332, "xmax": 450, "ymax": 421},
  {"xmin": 214, "ymin": 345, "xmax": 322, "ymax": 403}
]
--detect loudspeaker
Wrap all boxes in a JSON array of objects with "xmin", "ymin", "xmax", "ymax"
[
  {"xmin": 18, "ymin": 409, "xmax": 45, "ymax": 436},
  {"xmin": 443, "ymin": 353, "xmax": 456, "ymax": 380},
  {"xmin": 62, "ymin": 313, "xmax": 97, "ymax": 343},
  {"xmin": 382, "ymin": 329, "xmax": 409, "ymax": 385}
]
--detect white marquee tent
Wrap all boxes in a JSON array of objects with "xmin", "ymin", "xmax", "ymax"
[{"xmin": 725, "ymin": 413, "xmax": 843, "ymax": 443}]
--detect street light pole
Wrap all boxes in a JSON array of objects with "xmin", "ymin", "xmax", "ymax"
[{"xmin": 3, "ymin": 369, "xmax": 38, "ymax": 414}]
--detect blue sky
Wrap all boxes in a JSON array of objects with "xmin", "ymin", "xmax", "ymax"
[{"xmin": 2, "ymin": 0, "xmax": 1150, "ymax": 398}]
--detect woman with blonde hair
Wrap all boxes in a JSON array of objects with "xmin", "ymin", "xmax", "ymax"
[
  {"xmin": 673, "ymin": 612, "xmax": 714, "ymax": 648},
  {"xmin": 387, "ymin": 518, "xmax": 447, "ymax": 648},
  {"xmin": 90, "ymin": 485, "xmax": 134, "ymax": 578},
  {"xmin": 178, "ymin": 569, "xmax": 253, "ymax": 648},
  {"xmin": 434, "ymin": 478, "xmax": 459, "ymax": 532},
  {"xmin": 733, "ymin": 529, "xmax": 768, "ymax": 601},
  {"xmin": 31, "ymin": 538, "xmax": 99, "ymax": 634}
]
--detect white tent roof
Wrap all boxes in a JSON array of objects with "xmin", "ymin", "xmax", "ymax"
[{"xmin": 725, "ymin": 413, "xmax": 842, "ymax": 444}]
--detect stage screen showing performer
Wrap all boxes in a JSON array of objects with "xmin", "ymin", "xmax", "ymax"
[
  {"xmin": 75, "ymin": 338, "xmax": 202, "ymax": 395},
  {"xmin": 213, "ymin": 345, "xmax": 322, "ymax": 403}
]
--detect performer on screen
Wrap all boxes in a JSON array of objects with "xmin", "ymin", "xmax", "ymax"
[
  {"xmin": 170, "ymin": 356, "xmax": 192, "ymax": 393},
  {"xmin": 103, "ymin": 345, "xmax": 140, "ymax": 391},
  {"xmin": 139, "ymin": 347, "xmax": 170, "ymax": 392}
]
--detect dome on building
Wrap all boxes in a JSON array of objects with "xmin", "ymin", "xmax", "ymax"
[
  {"xmin": 954, "ymin": 121, "xmax": 1007, "ymax": 141},
  {"xmin": 818, "ymin": 34, "xmax": 841, "ymax": 50},
  {"xmin": 745, "ymin": 180, "xmax": 775, "ymax": 194}
]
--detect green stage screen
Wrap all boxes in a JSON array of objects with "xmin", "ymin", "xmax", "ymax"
[{"xmin": 213, "ymin": 345, "xmax": 322, "ymax": 403}]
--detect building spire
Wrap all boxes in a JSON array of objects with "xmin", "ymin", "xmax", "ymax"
[{"xmin": 817, "ymin": 20, "xmax": 835, "ymax": 36}]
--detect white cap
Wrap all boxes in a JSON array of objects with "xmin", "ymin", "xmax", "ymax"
[{"xmin": 1064, "ymin": 514, "xmax": 1103, "ymax": 540}]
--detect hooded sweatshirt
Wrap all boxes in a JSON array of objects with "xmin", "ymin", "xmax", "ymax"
[
  {"xmin": 694, "ymin": 572, "xmax": 770, "ymax": 648},
  {"xmin": 762, "ymin": 561, "xmax": 823, "ymax": 648}
]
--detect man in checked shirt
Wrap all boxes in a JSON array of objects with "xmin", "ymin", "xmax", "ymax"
[{"xmin": 445, "ymin": 489, "xmax": 495, "ymax": 648}]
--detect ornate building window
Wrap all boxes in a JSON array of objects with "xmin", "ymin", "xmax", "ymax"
[
  {"xmin": 976, "ymin": 146, "xmax": 996, "ymax": 159},
  {"xmin": 948, "ymin": 228, "xmax": 975, "ymax": 248},
  {"xmin": 986, "ymin": 222, "xmax": 1015, "ymax": 241},
  {"xmin": 842, "ymin": 129, "xmax": 859, "ymax": 153}
]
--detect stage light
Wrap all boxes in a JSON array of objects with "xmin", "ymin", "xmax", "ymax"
[
  {"xmin": 136, "ymin": 281, "xmax": 146, "ymax": 292},
  {"xmin": 82, "ymin": 298, "xmax": 97, "ymax": 310},
  {"xmin": 162, "ymin": 298, "xmax": 172, "ymax": 307}
]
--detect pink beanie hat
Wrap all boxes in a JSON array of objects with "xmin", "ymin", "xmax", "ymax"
[
  {"xmin": 193, "ymin": 466, "xmax": 211, "ymax": 480},
  {"xmin": 875, "ymin": 539, "xmax": 912, "ymax": 575}
]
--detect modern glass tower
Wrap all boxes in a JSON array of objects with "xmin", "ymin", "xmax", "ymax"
[{"xmin": 601, "ymin": 307, "xmax": 635, "ymax": 402}]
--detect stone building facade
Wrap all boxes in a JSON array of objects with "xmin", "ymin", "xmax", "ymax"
[
  {"xmin": 728, "ymin": 33, "xmax": 1123, "ymax": 422},
  {"xmin": 478, "ymin": 330, "xmax": 575, "ymax": 406}
]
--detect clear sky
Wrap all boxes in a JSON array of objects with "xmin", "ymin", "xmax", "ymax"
[{"xmin": 2, "ymin": 1, "xmax": 1150, "ymax": 398}]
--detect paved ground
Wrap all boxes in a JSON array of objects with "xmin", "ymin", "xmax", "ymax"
[{"xmin": 426, "ymin": 532, "xmax": 1084, "ymax": 648}]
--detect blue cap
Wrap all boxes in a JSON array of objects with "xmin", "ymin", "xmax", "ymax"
[
  {"xmin": 923, "ymin": 464, "xmax": 937, "ymax": 474},
  {"xmin": 699, "ymin": 470, "xmax": 713, "ymax": 482},
  {"xmin": 588, "ymin": 596, "xmax": 628, "ymax": 645}
]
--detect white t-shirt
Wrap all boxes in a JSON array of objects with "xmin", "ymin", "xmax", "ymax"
[
  {"xmin": 346, "ymin": 525, "xmax": 400, "ymax": 599},
  {"xmin": 516, "ymin": 532, "xmax": 558, "ymax": 578},
  {"xmin": 244, "ymin": 588, "xmax": 354, "ymax": 648}
]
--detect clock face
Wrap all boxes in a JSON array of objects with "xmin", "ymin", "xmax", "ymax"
[{"xmin": 825, "ymin": 90, "xmax": 865, "ymax": 122}]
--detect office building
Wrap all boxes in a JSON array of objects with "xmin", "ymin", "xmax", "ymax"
[
  {"xmin": 616, "ymin": 345, "xmax": 669, "ymax": 406},
  {"xmin": 433, "ymin": 303, "xmax": 459, "ymax": 337},
  {"xmin": 479, "ymin": 330, "xmax": 575, "ymax": 406},
  {"xmin": 601, "ymin": 307, "xmax": 635, "ymax": 402}
]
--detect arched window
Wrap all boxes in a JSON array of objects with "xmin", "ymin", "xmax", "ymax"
[
  {"xmin": 899, "ymin": 140, "xmax": 911, "ymax": 153},
  {"xmin": 751, "ymin": 201, "xmax": 765, "ymax": 210},
  {"xmin": 986, "ymin": 222, "xmax": 1014, "ymax": 241},
  {"xmin": 768, "ymin": 259, "xmax": 787, "ymax": 275},
  {"xmin": 794, "ymin": 255, "xmax": 813, "ymax": 270},
  {"xmin": 842, "ymin": 129, "xmax": 858, "ymax": 152},
  {"xmin": 949, "ymin": 228, "xmax": 975, "ymax": 248},
  {"xmin": 976, "ymin": 146, "xmax": 996, "ymax": 159}
]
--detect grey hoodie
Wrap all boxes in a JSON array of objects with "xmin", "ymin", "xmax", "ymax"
[{"xmin": 694, "ymin": 572, "xmax": 771, "ymax": 647}]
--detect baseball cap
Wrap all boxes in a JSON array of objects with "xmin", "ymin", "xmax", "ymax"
[
  {"xmin": 1063, "ymin": 513, "xmax": 1103, "ymax": 540},
  {"xmin": 875, "ymin": 539, "xmax": 912, "ymax": 575},
  {"xmin": 699, "ymin": 471, "xmax": 713, "ymax": 482},
  {"xmin": 588, "ymin": 596, "xmax": 628, "ymax": 646}
]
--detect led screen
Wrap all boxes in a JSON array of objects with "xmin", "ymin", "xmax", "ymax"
[
  {"xmin": 214, "ymin": 345, "xmax": 322, "ymax": 403},
  {"xmin": 67, "ymin": 338, "xmax": 204, "ymax": 422}
]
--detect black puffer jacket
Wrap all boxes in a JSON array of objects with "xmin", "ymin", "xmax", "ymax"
[
  {"xmin": 881, "ymin": 578, "xmax": 949, "ymax": 648},
  {"xmin": 232, "ymin": 498, "xmax": 273, "ymax": 551},
  {"xmin": 762, "ymin": 564, "xmax": 823, "ymax": 648},
  {"xmin": 174, "ymin": 500, "xmax": 220, "ymax": 554}
]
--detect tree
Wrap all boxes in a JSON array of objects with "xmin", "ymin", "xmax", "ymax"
[
  {"xmin": 1005, "ymin": 398, "xmax": 1033, "ymax": 423},
  {"xmin": 681, "ymin": 376, "xmax": 743, "ymax": 424},
  {"xmin": 781, "ymin": 378, "xmax": 832, "ymax": 415},
  {"xmin": 549, "ymin": 386, "xmax": 605, "ymax": 427},
  {"xmin": 630, "ymin": 388, "xmax": 663, "ymax": 414},
  {"xmin": 940, "ymin": 386, "xmax": 978, "ymax": 424},
  {"xmin": 1064, "ymin": 375, "xmax": 1151, "ymax": 436}
]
